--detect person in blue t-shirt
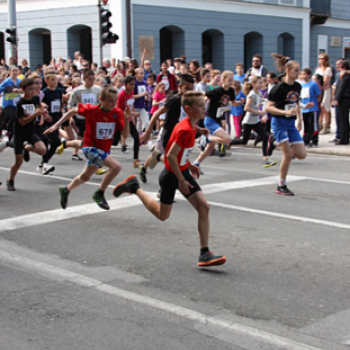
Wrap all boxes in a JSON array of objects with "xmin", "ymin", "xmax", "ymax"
[
  {"xmin": 301, "ymin": 68, "xmax": 322, "ymax": 147},
  {"xmin": 234, "ymin": 63, "xmax": 246, "ymax": 85},
  {"xmin": 0, "ymin": 66, "xmax": 21, "ymax": 138}
]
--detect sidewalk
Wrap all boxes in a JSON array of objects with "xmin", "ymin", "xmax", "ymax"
[{"xmin": 305, "ymin": 115, "xmax": 350, "ymax": 157}]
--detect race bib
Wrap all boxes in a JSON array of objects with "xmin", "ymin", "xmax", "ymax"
[
  {"xmin": 22, "ymin": 104, "xmax": 36, "ymax": 116},
  {"xmin": 180, "ymin": 147, "xmax": 193, "ymax": 166},
  {"xmin": 127, "ymin": 98, "xmax": 134, "ymax": 108},
  {"xmin": 260, "ymin": 98, "xmax": 267, "ymax": 112},
  {"xmin": 13, "ymin": 96, "xmax": 20, "ymax": 106},
  {"xmin": 301, "ymin": 87, "xmax": 310, "ymax": 99},
  {"xmin": 162, "ymin": 77, "xmax": 170, "ymax": 91},
  {"xmin": 179, "ymin": 106, "xmax": 187, "ymax": 121},
  {"xmin": 216, "ymin": 103, "xmax": 232, "ymax": 118},
  {"xmin": 81, "ymin": 93, "xmax": 97, "ymax": 105},
  {"xmin": 51, "ymin": 99, "xmax": 61, "ymax": 113},
  {"xmin": 137, "ymin": 85, "xmax": 146, "ymax": 95},
  {"xmin": 285, "ymin": 103, "xmax": 297, "ymax": 118},
  {"xmin": 96, "ymin": 122, "xmax": 116, "ymax": 140}
]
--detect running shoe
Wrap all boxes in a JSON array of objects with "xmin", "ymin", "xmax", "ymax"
[
  {"xmin": 198, "ymin": 251, "xmax": 226, "ymax": 267},
  {"xmin": 220, "ymin": 144, "xmax": 230, "ymax": 154},
  {"xmin": 42, "ymin": 164, "xmax": 55, "ymax": 175},
  {"xmin": 276, "ymin": 185, "xmax": 294, "ymax": 196},
  {"xmin": 36, "ymin": 164, "xmax": 43, "ymax": 173},
  {"xmin": 199, "ymin": 135, "xmax": 207, "ymax": 152},
  {"xmin": 7, "ymin": 179, "xmax": 15, "ymax": 191},
  {"xmin": 149, "ymin": 148, "xmax": 161, "ymax": 170},
  {"xmin": 121, "ymin": 145, "xmax": 129, "ymax": 154},
  {"xmin": 71, "ymin": 154, "xmax": 83, "ymax": 161},
  {"xmin": 263, "ymin": 159, "xmax": 277, "ymax": 168},
  {"xmin": 96, "ymin": 168, "xmax": 107, "ymax": 175},
  {"xmin": 219, "ymin": 151, "xmax": 231, "ymax": 158},
  {"xmin": 59, "ymin": 186, "xmax": 69, "ymax": 209},
  {"xmin": 23, "ymin": 148, "xmax": 30, "ymax": 162},
  {"xmin": 328, "ymin": 137, "xmax": 339, "ymax": 143},
  {"xmin": 139, "ymin": 165, "xmax": 147, "ymax": 183},
  {"xmin": 133, "ymin": 159, "xmax": 142, "ymax": 168},
  {"xmin": 152, "ymin": 130, "xmax": 159, "ymax": 138},
  {"xmin": 113, "ymin": 175, "xmax": 140, "ymax": 197},
  {"xmin": 267, "ymin": 135, "xmax": 276, "ymax": 156},
  {"xmin": 92, "ymin": 190, "xmax": 110, "ymax": 210},
  {"xmin": 0, "ymin": 135, "xmax": 9, "ymax": 152},
  {"xmin": 56, "ymin": 139, "xmax": 66, "ymax": 155}
]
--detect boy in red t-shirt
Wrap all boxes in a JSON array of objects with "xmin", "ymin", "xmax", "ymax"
[
  {"xmin": 45, "ymin": 86, "xmax": 130, "ymax": 210},
  {"xmin": 113, "ymin": 91, "xmax": 226, "ymax": 267}
]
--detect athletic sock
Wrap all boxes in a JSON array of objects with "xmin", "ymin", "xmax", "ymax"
[
  {"xmin": 200, "ymin": 247, "xmax": 209, "ymax": 255},
  {"xmin": 279, "ymin": 179, "xmax": 286, "ymax": 186}
]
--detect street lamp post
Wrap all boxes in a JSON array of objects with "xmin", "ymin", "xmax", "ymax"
[{"xmin": 7, "ymin": 0, "xmax": 17, "ymax": 64}]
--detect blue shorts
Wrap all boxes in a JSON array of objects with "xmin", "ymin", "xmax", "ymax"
[
  {"xmin": 204, "ymin": 117, "xmax": 223, "ymax": 135},
  {"xmin": 271, "ymin": 117, "xmax": 303, "ymax": 145},
  {"xmin": 82, "ymin": 147, "xmax": 109, "ymax": 167}
]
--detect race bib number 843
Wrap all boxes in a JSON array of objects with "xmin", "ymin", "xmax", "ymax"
[{"xmin": 96, "ymin": 122, "xmax": 116, "ymax": 140}]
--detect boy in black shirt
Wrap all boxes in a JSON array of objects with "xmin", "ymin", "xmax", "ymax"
[
  {"xmin": 7, "ymin": 78, "xmax": 47, "ymax": 191},
  {"xmin": 41, "ymin": 73, "xmax": 63, "ymax": 174}
]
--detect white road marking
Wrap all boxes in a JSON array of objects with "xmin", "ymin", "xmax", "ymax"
[
  {"xmin": 0, "ymin": 248, "xmax": 323, "ymax": 350},
  {"xmin": 201, "ymin": 175, "xmax": 304, "ymax": 194},
  {"xmin": 0, "ymin": 195, "xmax": 150, "ymax": 233},
  {"xmin": 1, "ymin": 174, "xmax": 349, "ymax": 232},
  {"xmin": 205, "ymin": 201, "xmax": 350, "ymax": 230},
  {"xmin": 0, "ymin": 166, "xmax": 114, "ymax": 188}
]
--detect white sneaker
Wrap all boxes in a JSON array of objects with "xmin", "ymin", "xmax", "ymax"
[
  {"xmin": 0, "ymin": 136, "xmax": 9, "ymax": 152},
  {"xmin": 42, "ymin": 164, "xmax": 55, "ymax": 175},
  {"xmin": 147, "ymin": 140, "xmax": 153, "ymax": 150},
  {"xmin": 36, "ymin": 164, "xmax": 43, "ymax": 173}
]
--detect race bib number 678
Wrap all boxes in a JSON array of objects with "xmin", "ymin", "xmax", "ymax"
[{"xmin": 96, "ymin": 122, "xmax": 116, "ymax": 140}]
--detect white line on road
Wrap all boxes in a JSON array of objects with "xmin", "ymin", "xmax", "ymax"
[
  {"xmin": 0, "ymin": 176, "xmax": 297, "ymax": 233},
  {"xmin": 0, "ymin": 248, "xmax": 323, "ymax": 350},
  {"xmin": 1, "ymin": 174, "xmax": 349, "ymax": 232},
  {"xmin": 0, "ymin": 166, "xmax": 113, "ymax": 189},
  {"xmin": 205, "ymin": 201, "xmax": 350, "ymax": 230}
]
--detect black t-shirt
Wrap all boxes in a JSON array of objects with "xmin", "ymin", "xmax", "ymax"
[
  {"xmin": 268, "ymin": 82, "xmax": 301, "ymax": 120},
  {"xmin": 42, "ymin": 87, "xmax": 63, "ymax": 124},
  {"xmin": 15, "ymin": 95, "xmax": 40, "ymax": 135},
  {"xmin": 206, "ymin": 87, "xmax": 235, "ymax": 121}
]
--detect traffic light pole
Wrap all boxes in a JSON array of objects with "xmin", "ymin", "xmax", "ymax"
[
  {"xmin": 98, "ymin": 0, "xmax": 103, "ymax": 66},
  {"xmin": 8, "ymin": 0, "xmax": 17, "ymax": 64}
]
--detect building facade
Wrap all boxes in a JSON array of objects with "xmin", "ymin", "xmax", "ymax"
[{"xmin": 0, "ymin": 0, "xmax": 348, "ymax": 71}]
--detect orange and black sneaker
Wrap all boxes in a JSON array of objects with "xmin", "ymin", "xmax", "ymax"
[
  {"xmin": 113, "ymin": 175, "xmax": 140, "ymax": 197},
  {"xmin": 198, "ymin": 251, "xmax": 226, "ymax": 267}
]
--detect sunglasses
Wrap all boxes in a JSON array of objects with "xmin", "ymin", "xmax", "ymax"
[{"xmin": 319, "ymin": 57, "xmax": 325, "ymax": 59}]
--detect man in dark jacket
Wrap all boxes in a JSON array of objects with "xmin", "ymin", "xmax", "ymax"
[
  {"xmin": 334, "ymin": 59, "xmax": 350, "ymax": 145},
  {"xmin": 246, "ymin": 54, "xmax": 269, "ymax": 78}
]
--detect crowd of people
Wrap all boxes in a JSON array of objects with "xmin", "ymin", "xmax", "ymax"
[{"xmin": 1, "ymin": 49, "xmax": 350, "ymax": 267}]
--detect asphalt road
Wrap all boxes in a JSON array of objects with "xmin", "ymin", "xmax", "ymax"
[{"xmin": 1, "ymin": 142, "xmax": 350, "ymax": 350}]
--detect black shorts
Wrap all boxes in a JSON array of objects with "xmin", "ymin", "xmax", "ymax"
[
  {"xmin": 14, "ymin": 132, "xmax": 42, "ymax": 155},
  {"xmin": 73, "ymin": 117, "xmax": 85, "ymax": 137},
  {"xmin": 159, "ymin": 167, "xmax": 201, "ymax": 205}
]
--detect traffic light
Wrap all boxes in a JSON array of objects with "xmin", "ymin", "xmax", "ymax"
[
  {"xmin": 6, "ymin": 26, "xmax": 17, "ymax": 45},
  {"xmin": 100, "ymin": 8, "xmax": 119, "ymax": 45}
]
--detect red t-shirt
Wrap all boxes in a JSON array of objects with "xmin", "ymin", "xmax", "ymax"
[
  {"xmin": 117, "ymin": 89, "xmax": 134, "ymax": 111},
  {"xmin": 78, "ymin": 104, "xmax": 125, "ymax": 153},
  {"xmin": 164, "ymin": 117, "xmax": 196, "ymax": 172}
]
